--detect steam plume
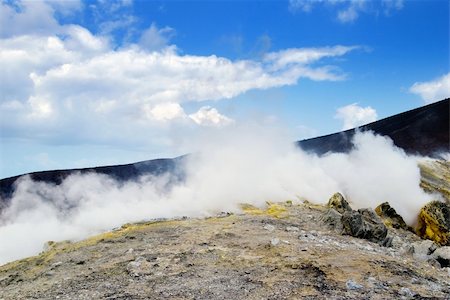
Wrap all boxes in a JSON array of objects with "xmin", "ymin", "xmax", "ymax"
[{"xmin": 0, "ymin": 128, "xmax": 439, "ymax": 265}]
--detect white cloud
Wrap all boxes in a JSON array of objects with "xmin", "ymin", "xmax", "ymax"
[
  {"xmin": 264, "ymin": 45, "xmax": 358, "ymax": 69},
  {"xmin": 0, "ymin": 0, "xmax": 359, "ymax": 150},
  {"xmin": 0, "ymin": 0, "xmax": 82, "ymax": 38},
  {"xmin": 0, "ymin": 32, "xmax": 357, "ymax": 139},
  {"xmin": 189, "ymin": 106, "xmax": 234, "ymax": 127},
  {"xmin": 289, "ymin": 0, "xmax": 404, "ymax": 23},
  {"xmin": 145, "ymin": 102, "xmax": 186, "ymax": 122},
  {"xmin": 409, "ymin": 73, "xmax": 450, "ymax": 104},
  {"xmin": 139, "ymin": 23, "xmax": 175, "ymax": 51},
  {"xmin": 337, "ymin": 3, "xmax": 360, "ymax": 23},
  {"xmin": 289, "ymin": 0, "xmax": 327, "ymax": 13},
  {"xmin": 335, "ymin": 103, "xmax": 378, "ymax": 130}
]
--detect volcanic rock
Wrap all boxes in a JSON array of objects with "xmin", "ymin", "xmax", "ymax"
[
  {"xmin": 419, "ymin": 160, "xmax": 450, "ymax": 203},
  {"xmin": 320, "ymin": 208, "xmax": 343, "ymax": 232},
  {"xmin": 432, "ymin": 247, "xmax": 450, "ymax": 268},
  {"xmin": 416, "ymin": 201, "xmax": 450, "ymax": 246},
  {"xmin": 341, "ymin": 208, "xmax": 390, "ymax": 246},
  {"xmin": 375, "ymin": 202, "xmax": 410, "ymax": 231},
  {"xmin": 327, "ymin": 192, "xmax": 352, "ymax": 214},
  {"xmin": 408, "ymin": 240, "xmax": 438, "ymax": 261}
]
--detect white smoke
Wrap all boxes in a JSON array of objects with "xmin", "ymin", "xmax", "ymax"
[{"xmin": 0, "ymin": 128, "xmax": 438, "ymax": 265}]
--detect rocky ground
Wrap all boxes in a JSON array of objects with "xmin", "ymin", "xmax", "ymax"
[{"xmin": 0, "ymin": 200, "xmax": 449, "ymax": 300}]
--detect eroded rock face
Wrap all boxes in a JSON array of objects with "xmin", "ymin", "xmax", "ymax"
[
  {"xmin": 323, "ymin": 194, "xmax": 390, "ymax": 246},
  {"xmin": 375, "ymin": 202, "xmax": 410, "ymax": 231},
  {"xmin": 341, "ymin": 209, "xmax": 390, "ymax": 246},
  {"xmin": 320, "ymin": 208, "xmax": 343, "ymax": 232},
  {"xmin": 417, "ymin": 201, "xmax": 450, "ymax": 246},
  {"xmin": 327, "ymin": 193, "xmax": 352, "ymax": 214}
]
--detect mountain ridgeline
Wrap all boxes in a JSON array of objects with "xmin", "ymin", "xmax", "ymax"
[{"xmin": 0, "ymin": 98, "xmax": 448, "ymax": 201}]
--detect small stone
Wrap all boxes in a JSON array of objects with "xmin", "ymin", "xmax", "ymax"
[
  {"xmin": 346, "ymin": 279, "xmax": 363, "ymax": 290},
  {"xmin": 286, "ymin": 226, "xmax": 299, "ymax": 232},
  {"xmin": 399, "ymin": 287, "xmax": 415, "ymax": 297},
  {"xmin": 270, "ymin": 238, "xmax": 280, "ymax": 246},
  {"xmin": 44, "ymin": 271, "xmax": 55, "ymax": 277},
  {"xmin": 50, "ymin": 262, "xmax": 62, "ymax": 269},
  {"xmin": 126, "ymin": 248, "xmax": 134, "ymax": 254},
  {"xmin": 263, "ymin": 224, "xmax": 275, "ymax": 232}
]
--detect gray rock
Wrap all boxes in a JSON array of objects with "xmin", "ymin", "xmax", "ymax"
[
  {"xmin": 263, "ymin": 224, "xmax": 275, "ymax": 232},
  {"xmin": 431, "ymin": 246, "xmax": 450, "ymax": 267},
  {"xmin": 126, "ymin": 257, "xmax": 152, "ymax": 277},
  {"xmin": 270, "ymin": 238, "xmax": 280, "ymax": 246},
  {"xmin": 426, "ymin": 258, "xmax": 441, "ymax": 268},
  {"xmin": 342, "ymin": 211, "xmax": 365, "ymax": 238},
  {"xmin": 346, "ymin": 279, "xmax": 363, "ymax": 290},
  {"xmin": 358, "ymin": 208, "xmax": 389, "ymax": 243},
  {"xmin": 399, "ymin": 287, "xmax": 415, "ymax": 298},
  {"xmin": 409, "ymin": 240, "xmax": 438, "ymax": 261},
  {"xmin": 321, "ymin": 208, "xmax": 343, "ymax": 232},
  {"xmin": 341, "ymin": 208, "xmax": 389, "ymax": 246},
  {"xmin": 327, "ymin": 193, "xmax": 352, "ymax": 214},
  {"xmin": 285, "ymin": 226, "xmax": 299, "ymax": 232}
]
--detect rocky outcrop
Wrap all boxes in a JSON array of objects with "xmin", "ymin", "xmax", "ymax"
[
  {"xmin": 375, "ymin": 202, "xmax": 410, "ymax": 231},
  {"xmin": 417, "ymin": 201, "xmax": 450, "ymax": 246},
  {"xmin": 327, "ymin": 192, "xmax": 352, "ymax": 214},
  {"xmin": 322, "ymin": 194, "xmax": 391, "ymax": 246},
  {"xmin": 419, "ymin": 160, "xmax": 450, "ymax": 203},
  {"xmin": 342, "ymin": 209, "xmax": 391, "ymax": 246}
]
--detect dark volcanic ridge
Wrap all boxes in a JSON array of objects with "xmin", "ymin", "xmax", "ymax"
[{"xmin": 0, "ymin": 98, "xmax": 449, "ymax": 201}]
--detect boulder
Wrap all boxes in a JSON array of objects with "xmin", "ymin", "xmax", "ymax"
[
  {"xmin": 432, "ymin": 246, "xmax": 450, "ymax": 268},
  {"xmin": 408, "ymin": 240, "xmax": 438, "ymax": 261},
  {"xmin": 358, "ymin": 209, "xmax": 389, "ymax": 244},
  {"xmin": 342, "ymin": 211, "xmax": 365, "ymax": 239},
  {"xmin": 416, "ymin": 201, "xmax": 450, "ymax": 246},
  {"xmin": 320, "ymin": 208, "xmax": 343, "ymax": 232},
  {"xmin": 327, "ymin": 193, "xmax": 352, "ymax": 214},
  {"xmin": 375, "ymin": 202, "xmax": 410, "ymax": 231},
  {"xmin": 341, "ymin": 208, "xmax": 390, "ymax": 246}
]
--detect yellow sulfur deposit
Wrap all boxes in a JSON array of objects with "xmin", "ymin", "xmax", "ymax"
[{"xmin": 416, "ymin": 201, "xmax": 450, "ymax": 246}]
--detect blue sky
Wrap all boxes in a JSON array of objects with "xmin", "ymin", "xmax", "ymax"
[{"xmin": 0, "ymin": 0, "xmax": 449, "ymax": 178}]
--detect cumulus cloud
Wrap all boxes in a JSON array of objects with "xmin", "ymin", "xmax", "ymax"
[
  {"xmin": 289, "ymin": 0, "xmax": 404, "ymax": 23},
  {"xmin": 335, "ymin": 103, "xmax": 378, "ymax": 130},
  {"xmin": 0, "ymin": 21, "xmax": 358, "ymax": 146},
  {"xmin": 0, "ymin": 0, "xmax": 82, "ymax": 38},
  {"xmin": 144, "ymin": 102, "xmax": 186, "ymax": 122},
  {"xmin": 189, "ymin": 106, "xmax": 234, "ymax": 127},
  {"xmin": 409, "ymin": 73, "xmax": 450, "ymax": 104},
  {"xmin": 0, "ymin": 130, "xmax": 435, "ymax": 264}
]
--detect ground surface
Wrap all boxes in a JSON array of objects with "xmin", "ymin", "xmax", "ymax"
[{"xmin": 1, "ymin": 202, "xmax": 449, "ymax": 300}]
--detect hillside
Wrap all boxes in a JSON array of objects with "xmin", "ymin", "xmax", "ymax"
[
  {"xmin": 1, "ymin": 201, "xmax": 449, "ymax": 300},
  {"xmin": 298, "ymin": 98, "xmax": 449, "ymax": 156}
]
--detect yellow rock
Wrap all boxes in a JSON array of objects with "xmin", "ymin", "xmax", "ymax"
[{"xmin": 416, "ymin": 201, "xmax": 450, "ymax": 246}]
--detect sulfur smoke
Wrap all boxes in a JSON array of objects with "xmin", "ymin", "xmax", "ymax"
[{"xmin": 0, "ymin": 128, "xmax": 439, "ymax": 265}]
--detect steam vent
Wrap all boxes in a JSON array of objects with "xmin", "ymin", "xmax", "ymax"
[{"xmin": 0, "ymin": 99, "xmax": 449, "ymax": 299}]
